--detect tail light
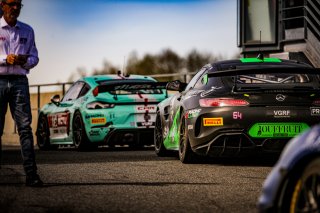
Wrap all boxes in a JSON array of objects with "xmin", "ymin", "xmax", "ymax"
[
  {"xmin": 92, "ymin": 87, "xmax": 99, "ymax": 97},
  {"xmin": 313, "ymin": 99, "xmax": 320, "ymax": 106},
  {"xmin": 199, "ymin": 98, "xmax": 249, "ymax": 107},
  {"xmin": 86, "ymin": 101, "xmax": 115, "ymax": 109}
]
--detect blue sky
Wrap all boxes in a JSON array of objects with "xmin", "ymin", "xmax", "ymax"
[{"xmin": 18, "ymin": 0, "xmax": 239, "ymax": 85}]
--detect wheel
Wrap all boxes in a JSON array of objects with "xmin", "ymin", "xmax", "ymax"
[
  {"xmin": 36, "ymin": 114, "xmax": 55, "ymax": 150},
  {"xmin": 178, "ymin": 111, "xmax": 196, "ymax": 163},
  {"xmin": 72, "ymin": 111, "xmax": 89, "ymax": 151},
  {"xmin": 154, "ymin": 111, "xmax": 169, "ymax": 156},
  {"xmin": 279, "ymin": 157, "xmax": 320, "ymax": 212}
]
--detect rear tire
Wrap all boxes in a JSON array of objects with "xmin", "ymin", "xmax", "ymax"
[
  {"xmin": 178, "ymin": 111, "xmax": 197, "ymax": 163},
  {"xmin": 154, "ymin": 112, "xmax": 169, "ymax": 156},
  {"xmin": 279, "ymin": 157, "xmax": 320, "ymax": 212}
]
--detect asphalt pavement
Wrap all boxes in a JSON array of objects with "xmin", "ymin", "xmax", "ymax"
[{"xmin": 0, "ymin": 145, "xmax": 275, "ymax": 213}]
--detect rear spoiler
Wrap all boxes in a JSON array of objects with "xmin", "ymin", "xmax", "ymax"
[
  {"xmin": 208, "ymin": 67, "xmax": 320, "ymax": 77},
  {"xmin": 98, "ymin": 81, "xmax": 167, "ymax": 92},
  {"xmin": 207, "ymin": 67, "xmax": 320, "ymax": 93}
]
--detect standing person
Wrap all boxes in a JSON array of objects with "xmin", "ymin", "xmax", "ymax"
[{"xmin": 0, "ymin": 0, "xmax": 42, "ymax": 187}]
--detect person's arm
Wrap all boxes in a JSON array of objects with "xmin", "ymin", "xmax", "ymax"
[{"xmin": 22, "ymin": 29, "xmax": 39, "ymax": 70}]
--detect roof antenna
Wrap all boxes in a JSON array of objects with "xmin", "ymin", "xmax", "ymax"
[{"xmin": 257, "ymin": 31, "xmax": 264, "ymax": 60}]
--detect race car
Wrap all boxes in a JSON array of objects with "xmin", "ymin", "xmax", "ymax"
[
  {"xmin": 36, "ymin": 73, "xmax": 168, "ymax": 150},
  {"xmin": 154, "ymin": 57, "xmax": 320, "ymax": 163},
  {"xmin": 258, "ymin": 124, "xmax": 320, "ymax": 212}
]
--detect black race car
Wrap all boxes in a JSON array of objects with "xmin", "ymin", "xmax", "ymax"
[{"xmin": 154, "ymin": 57, "xmax": 320, "ymax": 163}]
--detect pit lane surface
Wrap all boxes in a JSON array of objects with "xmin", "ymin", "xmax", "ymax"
[{"xmin": 0, "ymin": 145, "xmax": 275, "ymax": 213}]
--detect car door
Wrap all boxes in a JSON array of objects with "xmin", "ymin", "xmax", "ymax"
[
  {"xmin": 48, "ymin": 81, "xmax": 88, "ymax": 142},
  {"xmin": 164, "ymin": 67, "xmax": 208, "ymax": 147}
]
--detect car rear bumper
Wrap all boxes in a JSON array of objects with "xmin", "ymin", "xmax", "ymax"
[
  {"xmin": 193, "ymin": 130, "xmax": 289, "ymax": 157},
  {"xmin": 103, "ymin": 128, "xmax": 155, "ymax": 146}
]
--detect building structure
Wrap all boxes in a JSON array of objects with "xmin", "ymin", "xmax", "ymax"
[{"xmin": 238, "ymin": 0, "xmax": 320, "ymax": 67}]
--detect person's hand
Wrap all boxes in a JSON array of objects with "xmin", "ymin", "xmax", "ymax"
[
  {"xmin": 6, "ymin": 54, "xmax": 28, "ymax": 65},
  {"xmin": 6, "ymin": 54, "xmax": 17, "ymax": 65}
]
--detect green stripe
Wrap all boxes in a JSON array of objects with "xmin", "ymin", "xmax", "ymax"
[{"xmin": 240, "ymin": 58, "xmax": 282, "ymax": 63}]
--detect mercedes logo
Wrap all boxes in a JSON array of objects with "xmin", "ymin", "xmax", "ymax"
[{"xmin": 276, "ymin": 94, "xmax": 286, "ymax": 102}]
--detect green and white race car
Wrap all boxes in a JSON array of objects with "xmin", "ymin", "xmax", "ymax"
[{"xmin": 36, "ymin": 73, "xmax": 168, "ymax": 150}]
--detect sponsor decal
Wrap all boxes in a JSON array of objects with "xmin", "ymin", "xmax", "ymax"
[
  {"xmin": 91, "ymin": 118, "xmax": 106, "ymax": 124},
  {"xmin": 185, "ymin": 90, "xmax": 203, "ymax": 100},
  {"xmin": 48, "ymin": 112, "xmax": 70, "ymax": 128},
  {"xmin": 114, "ymin": 84, "xmax": 161, "ymax": 90},
  {"xmin": 89, "ymin": 130, "xmax": 100, "ymax": 136},
  {"xmin": 200, "ymin": 86, "xmax": 222, "ymax": 97},
  {"xmin": 203, "ymin": 117, "xmax": 223, "ymax": 126},
  {"xmin": 266, "ymin": 110, "xmax": 295, "ymax": 118},
  {"xmin": 185, "ymin": 109, "xmax": 201, "ymax": 119},
  {"xmin": 136, "ymin": 105, "xmax": 156, "ymax": 112},
  {"xmin": 85, "ymin": 114, "xmax": 104, "ymax": 119},
  {"xmin": 311, "ymin": 107, "xmax": 320, "ymax": 116},
  {"xmin": 273, "ymin": 110, "xmax": 290, "ymax": 118},
  {"xmin": 248, "ymin": 123, "xmax": 309, "ymax": 138},
  {"xmin": 50, "ymin": 127, "xmax": 68, "ymax": 137},
  {"xmin": 233, "ymin": 112, "xmax": 242, "ymax": 119}
]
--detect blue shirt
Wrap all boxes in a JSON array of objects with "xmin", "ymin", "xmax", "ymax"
[{"xmin": 0, "ymin": 16, "xmax": 39, "ymax": 75}]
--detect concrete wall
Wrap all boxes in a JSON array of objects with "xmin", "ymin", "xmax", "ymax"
[{"xmin": 2, "ymin": 91, "xmax": 63, "ymax": 145}]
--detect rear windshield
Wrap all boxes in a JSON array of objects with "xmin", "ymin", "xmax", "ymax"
[
  {"xmin": 236, "ymin": 73, "xmax": 312, "ymax": 84},
  {"xmin": 207, "ymin": 73, "xmax": 320, "ymax": 92}
]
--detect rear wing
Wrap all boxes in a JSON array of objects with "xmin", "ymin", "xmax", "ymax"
[
  {"xmin": 97, "ymin": 81, "xmax": 168, "ymax": 95},
  {"xmin": 207, "ymin": 67, "xmax": 320, "ymax": 92},
  {"xmin": 208, "ymin": 67, "xmax": 320, "ymax": 77}
]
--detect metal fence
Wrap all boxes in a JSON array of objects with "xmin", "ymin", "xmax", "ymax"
[{"xmin": 29, "ymin": 71, "xmax": 197, "ymax": 113}]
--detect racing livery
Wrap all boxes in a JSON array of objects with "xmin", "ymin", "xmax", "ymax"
[
  {"xmin": 154, "ymin": 58, "xmax": 320, "ymax": 163},
  {"xmin": 36, "ymin": 74, "xmax": 168, "ymax": 150},
  {"xmin": 258, "ymin": 125, "xmax": 320, "ymax": 212}
]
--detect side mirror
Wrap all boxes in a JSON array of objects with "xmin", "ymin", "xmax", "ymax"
[
  {"xmin": 51, "ymin": 94, "xmax": 61, "ymax": 106},
  {"xmin": 166, "ymin": 80, "xmax": 187, "ymax": 92}
]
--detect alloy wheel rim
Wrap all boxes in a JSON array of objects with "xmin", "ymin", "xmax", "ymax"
[{"xmin": 293, "ymin": 173, "xmax": 320, "ymax": 212}]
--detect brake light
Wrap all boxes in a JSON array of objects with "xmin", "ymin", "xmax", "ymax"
[
  {"xmin": 199, "ymin": 98, "xmax": 249, "ymax": 107},
  {"xmin": 313, "ymin": 99, "xmax": 320, "ymax": 106},
  {"xmin": 92, "ymin": 87, "xmax": 99, "ymax": 97}
]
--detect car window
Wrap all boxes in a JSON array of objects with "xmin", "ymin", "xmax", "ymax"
[
  {"xmin": 78, "ymin": 83, "xmax": 91, "ymax": 98},
  {"xmin": 236, "ymin": 73, "xmax": 311, "ymax": 84},
  {"xmin": 185, "ymin": 65, "xmax": 210, "ymax": 91},
  {"xmin": 194, "ymin": 73, "xmax": 209, "ymax": 89},
  {"xmin": 62, "ymin": 82, "xmax": 85, "ymax": 102}
]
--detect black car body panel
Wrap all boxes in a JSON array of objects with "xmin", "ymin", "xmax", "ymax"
[{"xmin": 155, "ymin": 58, "xmax": 320, "ymax": 160}]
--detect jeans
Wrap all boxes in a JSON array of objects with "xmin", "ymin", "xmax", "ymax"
[{"xmin": 0, "ymin": 76, "xmax": 37, "ymax": 175}]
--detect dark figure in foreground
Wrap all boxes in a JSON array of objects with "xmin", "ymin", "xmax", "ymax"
[{"xmin": 0, "ymin": 0, "xmax": 42, "ymax": 187}]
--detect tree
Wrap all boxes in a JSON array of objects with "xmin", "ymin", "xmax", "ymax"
[
  {"xmin": 67, "ymin": 67, "xmax": 87, "ymax": 82},
  {"xmin": 91, "ymin": 60, "xmax": 119, "ymax": 75}
]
